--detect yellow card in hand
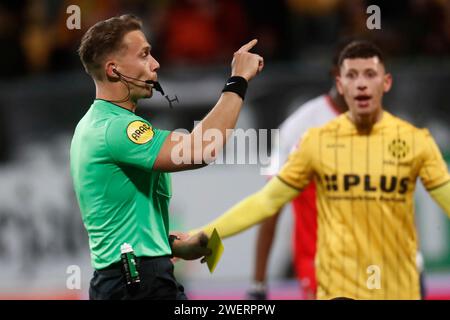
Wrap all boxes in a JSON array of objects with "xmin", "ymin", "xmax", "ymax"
[{"xmin": 205, "ymin": 228, "xmax": 224, "ymax": 273}]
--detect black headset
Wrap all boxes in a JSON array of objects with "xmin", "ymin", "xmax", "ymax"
[{"xmin": 111, "ymin": 68, "xmax": 178, "ymax": 108}]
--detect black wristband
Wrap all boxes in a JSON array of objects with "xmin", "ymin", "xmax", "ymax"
[{"xmin": 222, "ymin": 76, "xmax": 248, "ymax": 100}]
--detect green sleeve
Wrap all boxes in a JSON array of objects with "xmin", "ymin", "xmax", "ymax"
[{"xmin": 105, "ymin": 116, "xmax": 170, "ymax": 171}]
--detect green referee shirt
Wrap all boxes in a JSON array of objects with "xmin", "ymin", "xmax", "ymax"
[{"xmin": 70, "ymin": 99, "xmax": 172, "ymax": 270}]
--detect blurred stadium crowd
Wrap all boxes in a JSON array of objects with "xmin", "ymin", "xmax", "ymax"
[{"xmin": 1, "ymin": 0, "xmax": 450, "ymax": 77}]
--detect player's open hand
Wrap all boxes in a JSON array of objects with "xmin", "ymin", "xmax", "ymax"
[{"xmin": 231, "ymin": 39, "xmax": 264, "ymax": 82}]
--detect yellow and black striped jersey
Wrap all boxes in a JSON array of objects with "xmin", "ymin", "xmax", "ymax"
[{"xmin": 278, "ymin": 111, "xmax": 450, "ymax": 299}]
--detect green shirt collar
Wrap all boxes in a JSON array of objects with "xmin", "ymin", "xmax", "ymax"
[{"xmin": 93, "ymin": 99, "xmax": 135, "ymax": 115}]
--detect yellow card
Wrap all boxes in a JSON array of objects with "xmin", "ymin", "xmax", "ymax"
[{"xmin": 205, "ymin": 228, "xmax": 224, "ymax": 273}]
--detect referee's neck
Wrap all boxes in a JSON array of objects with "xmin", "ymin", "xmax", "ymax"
[
  {"xmin": 95, "ymin": 85, "xmax": 137, "ymax": 113},
  {"xmin": 95, "ymin": 97, "xmax": 137, "ymax": 113}
]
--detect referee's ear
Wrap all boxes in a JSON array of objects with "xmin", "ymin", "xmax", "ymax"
[{"xmin": 106, "ymin": 62, "xmax": 120, "ymax": 81}]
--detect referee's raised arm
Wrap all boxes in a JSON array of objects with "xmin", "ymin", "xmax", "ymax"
[{"xmin": 153, "ymin": 39, "xmax": 264, "ymax": 172}]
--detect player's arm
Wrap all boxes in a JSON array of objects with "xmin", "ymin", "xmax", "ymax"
[
  {"xmin": 190, "ymin": 177, "xmax": 299, "ymax": 238},
  {"xmin": 429, "ymin": 182, "xmax": 450, "ymax": 216},
  {"xmin": 254, "ymin": 211, "xmax": 281, "ymax": 282},
  {"xmin": 419, "ymin": 129, "xmax": 450, "ymax": 216},
  {"xmin": 153, "ymin": 40, "xmax": 264, "ymax": 172},
  {"xmin": 247, "ymin": 210, "xmax": 282, "ymax": 299}
]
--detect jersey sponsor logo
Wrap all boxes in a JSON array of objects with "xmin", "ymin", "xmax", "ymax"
[
  {"xmin": 388, "ymin": 139, "xmax": 410, "ymax": 159},
  {"xmin": 326, "ymin": 143, "xmax": 346, "ymax": 149},
  {"xmin": 324, "ymin": 174, "xmax": 338, "ymax": 191},
  {"xmin": 127, "ymin": 120, "xmax": 154, "ymax": 144},
  {"xmin": 383, "ymin": 160, "xmax": 412, "ymax": 167},
  {"xmin": 323, "ymin": 174, "xmax": 409, "ymax": 194}
]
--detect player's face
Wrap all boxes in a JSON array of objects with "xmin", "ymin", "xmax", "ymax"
[
  {"xmin": 336, "ymin": 57, "xmax": 392, "ymax": 118},
  {"xmin": 115, "ymin": 30, "xmax": 160, "ymax": 99}
]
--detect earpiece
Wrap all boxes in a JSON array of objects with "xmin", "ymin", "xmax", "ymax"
[{"xmin": 111, "ymin": 67, "xmax": 122, "ymax": 80}]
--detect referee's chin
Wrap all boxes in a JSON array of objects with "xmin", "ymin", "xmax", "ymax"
[{"xmin": 143, "ymin": 87, "xmax": 153, "ymax": 99}]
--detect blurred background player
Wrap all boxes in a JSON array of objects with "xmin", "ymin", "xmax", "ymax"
[
  {"xmin": 191, "ymin": 40, "xmax": 450, "ymax": 299},
  {"xmin": 247, "ymin": 42, "xmax": 428, "ymax": 300},
  {"xmin": 247, "ymin": 51, "xmax": 348, "ymax": 300}
]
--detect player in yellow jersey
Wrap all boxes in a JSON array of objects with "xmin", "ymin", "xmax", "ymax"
[{"xmin": 191, "ymin": 40, "xmax": 450, "ymax": 300}]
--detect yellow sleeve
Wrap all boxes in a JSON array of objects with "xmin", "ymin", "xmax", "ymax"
[
  {"xmin": 429, "ymin": 181, "xmax": 450, "ymax": 217},
  {"xmin": 419, "ymin": 129, "xmax": 450, "ymax": 190},
  {"xmin": 278, "ymin": 129, "xmax": 315, "ymax": 189},
  {"xmin": 190, "ymin": 177, "xmax": 299, "ymax": 239}
]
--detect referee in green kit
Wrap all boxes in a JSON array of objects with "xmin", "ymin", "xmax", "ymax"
[{"xmin": 70, "ymin": 15, "xmax": 264, "ymax": 300}]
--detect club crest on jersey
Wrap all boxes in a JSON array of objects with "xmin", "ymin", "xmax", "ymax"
[
  {"xmin": 127, "ymin": 120, "xmax": 154, "ymax": 144},
  {"xmin": 388, "ymin": 139, "xmax": 410, "ymax": 159}
]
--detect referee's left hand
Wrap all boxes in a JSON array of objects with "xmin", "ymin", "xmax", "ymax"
[{"xmin": 171, "ymin": 231, "xmax": 211, "ymax": 261}]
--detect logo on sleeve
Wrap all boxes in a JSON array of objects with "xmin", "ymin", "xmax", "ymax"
[{"xmin": 127, "ymin": 120, "xmax": 154, "ymax": 144}]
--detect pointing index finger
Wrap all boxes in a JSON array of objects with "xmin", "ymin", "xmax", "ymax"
[{"xmin": 237, "ymin": 39, "xmax": 258, "ymax": 53}]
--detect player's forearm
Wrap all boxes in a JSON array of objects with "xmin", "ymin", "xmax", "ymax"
[
  {"xmin": 430, "ymin": 181, "xmax": 450, "ymax": 217},
  {"xmin": 192, "ymin": 192, "xmax": 277, "ymax": 239},
  {"xmin": 254, "ymin": 211, "xmax": 281, "ymax": 282},
  {"xmin": 189, "ymin": 92, "xmax": 243, "ymax": 163},
  {"xmin": 191, "ymin": 177, "xmax": 299, "ymax": 239}
]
